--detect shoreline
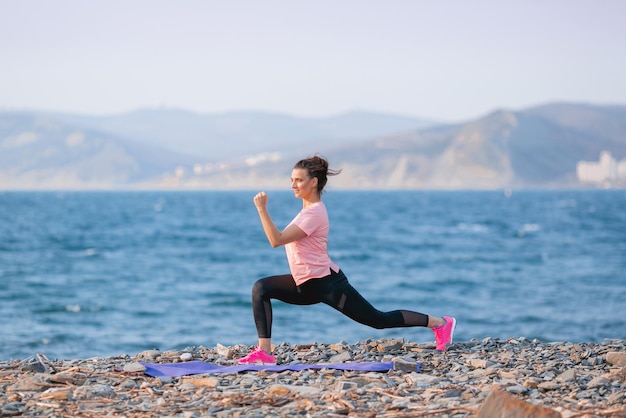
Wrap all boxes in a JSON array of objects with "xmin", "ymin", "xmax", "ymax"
[{"xmin": 1, "ymin": 337, "xmax": 625, "ymax": 417}]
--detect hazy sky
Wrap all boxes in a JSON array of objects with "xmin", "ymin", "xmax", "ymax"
[{"xmin": 1, "ymin": 0, "xmax": 625, "ymax": 122}]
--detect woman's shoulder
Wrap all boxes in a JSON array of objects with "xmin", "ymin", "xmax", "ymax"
[
  {"xmin": 298, "ymin": 201, "xmax": 328, "ymax": 220},
  {"xmin": 306, "ymin": 201, "xmax": 327, "ymax": 213}
]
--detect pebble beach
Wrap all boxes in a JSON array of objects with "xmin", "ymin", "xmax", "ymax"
[{"xmin": 1, "ymin": 337, "xmax": 625, "ymax": 417}]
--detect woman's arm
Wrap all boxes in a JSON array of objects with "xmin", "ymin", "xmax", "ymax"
[{"xmin": 254, "ymin": 192, "xmax": 307, "ymax": 248}]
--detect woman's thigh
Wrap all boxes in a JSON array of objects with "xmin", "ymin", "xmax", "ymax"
[{"xmin": 257, "ymin": 274, "xmax": 322, "ymax": 306}]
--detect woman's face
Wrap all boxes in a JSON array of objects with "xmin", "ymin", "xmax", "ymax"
[{"xmin": 291, "ymin": 168, "xmax": 318, "ymax": 200}]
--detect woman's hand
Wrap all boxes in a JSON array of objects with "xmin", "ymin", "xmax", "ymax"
[
  {"xmin": 253, "ymin": 191, "xmax": 306, "ymax": 247},
  {"xmin": 254, "ymin": 191, "xmax": 268, "ymax": 211}
]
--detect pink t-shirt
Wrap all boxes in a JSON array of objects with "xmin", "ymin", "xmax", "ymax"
[{"xmin": 285, "ymin": 201, "xmax": 340, "ymax": 286}]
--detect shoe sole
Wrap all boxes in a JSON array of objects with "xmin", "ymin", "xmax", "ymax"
[
  {"xmin": 445, "ymin": 317, "xmax": 457, "ymax": 351},
  {"xmin": 435, "ymin": 317, "xmax": 457, "ymax": 351},
  {"xmin": 237, "ymin": 360, "xmax": 277, "ymax": 365},
  {"xmin": 256, "ymin": 361, "xmax": 276, "ymax": 365}
]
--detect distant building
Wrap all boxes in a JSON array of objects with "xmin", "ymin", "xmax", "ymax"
[
  {"xmin": 619, "ymin": 159, "xmax": 626, "ymax": 180},
  {"xmin": 577, "ymin": 151, "xmax": 626, "ymax": 186}
]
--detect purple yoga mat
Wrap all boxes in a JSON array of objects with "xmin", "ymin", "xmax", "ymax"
[{"xmin": 141, "ymin": 360, "xmax": 420, "ymax": 377}]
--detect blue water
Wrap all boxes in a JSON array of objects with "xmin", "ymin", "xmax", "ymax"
[{"xmin": 1, "ymin": 190, "xmax": 625, "ymax": 360}]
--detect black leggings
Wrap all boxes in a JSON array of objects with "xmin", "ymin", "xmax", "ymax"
[{"xmin": 251, "ymin": 269, "xmax": 429, "ymax": 338}]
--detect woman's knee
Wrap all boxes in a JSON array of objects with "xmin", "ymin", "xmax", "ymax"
[{"xmin": 251, "ymin": 279, "xmax": 267, "ymax": 299}]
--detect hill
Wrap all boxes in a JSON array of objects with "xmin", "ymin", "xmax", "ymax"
[
  {"xmin": 51, "ymin": 109, "xmax": 436, "ymax": 160},
  {"xmin": 0, "ymin": 112, "xmax": 197, "ymax": 189},
  {"xmin": 1, "ymin": 103, "xmax": 625, "ymax": 190},
  {"xmin": 0, "ymin": 109, "xmax": 435, "ymax": 189},
  {"xmin": 177, "ymin": 103, "xmax": 626, "ymax": 190}
]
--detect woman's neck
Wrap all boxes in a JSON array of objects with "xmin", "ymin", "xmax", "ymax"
[{"xmin": 302, "ymin": 195, "xmax": 321, "ymax": 208}]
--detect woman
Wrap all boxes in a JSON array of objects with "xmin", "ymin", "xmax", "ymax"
[{"xmin": 238, "ymin": 155, "xmax": 456, "ymax": 365}]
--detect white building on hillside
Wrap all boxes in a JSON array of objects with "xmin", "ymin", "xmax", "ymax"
[
  {"xmin": 576, "ymin": 151, "xmax": 626, "ymax": 185},
  {"xmin": 619, "ymin": 159, "xmax": 626, "ymax": 180}
]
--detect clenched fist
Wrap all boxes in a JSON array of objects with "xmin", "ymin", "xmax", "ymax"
[{"xmin": 253, "ymin": 191, "xmax": 268, "ymax": 210}]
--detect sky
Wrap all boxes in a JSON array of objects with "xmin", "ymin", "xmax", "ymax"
[{"xmin": 1, "ymin": 0, "xmax": 625, "ymax": 122}]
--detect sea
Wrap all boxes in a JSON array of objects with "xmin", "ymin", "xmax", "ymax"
[{"xmin": 1, "ymin": 190, "xmax": 625, "ymax": 361}]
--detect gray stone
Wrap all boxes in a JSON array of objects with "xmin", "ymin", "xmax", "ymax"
[
  {"xmin": 120, "ymin": 379, "xmax": 136, "ymax": 389},
  {"xmin": 392, "ymin": 359, "xmax": 419, "ymax": 372},
  {"xmin": 123, "ymin": 362, "xmax": 146, "ymax": 373},
  {"xmin": 376, "ymin": 339, "xmax": 404, "ymax": 351},
  {"xmin": 556, "ymin": 368, "xmax": 576, "ymax": 383},
  {"xmin": 336, "ymin": 380, "xmax": 358, "ymax": 391},
  {"xmin": 587, "ymin": 376, "xmax": 610, "ymax": 388},
  {"xmin": 471, "ymin": 358, "xmax": 496, "ymax": 368},
  {"xmin": 73, "ymin": 384, "xmax": 117, "ymax": 399},
  {"xmin": 506, "ymin": 385, "xmax": 528, "ymax": 394},
  {"xmin": 139, "ymin": 349, "xmax": 161, "ymax": 360},
  {"xmin": 216, "ymin": 343, "xmax": 234, "ymax": 359},
  {"xmin": 443, "ymin": 389, "xmax": 463, "ymax": 398},
  {"xmin": 1, "ymin": 402, "xmax": 25, "ymax": 415},
  {"xmin": 538, "ymin": 381, "xmax": 561, "ymax": 391},
  {"xmin": 391, "ymin": 399, "xmax": 409, "ymax": 409},
  {"xmin": 328, "ymin": 351, "xmax": 351, "ymax": 363},
  {"xmin": 6, "ymin": 374, "xmax": 50, "ymax": 392}
]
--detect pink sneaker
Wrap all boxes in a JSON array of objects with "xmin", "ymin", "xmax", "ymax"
[
  {"xmin": 237, "ymin": 346, "xmax": 276, "ymax": 365},
  {"xmin": 433, "ymin": 316, "xmax": 456, "ymax": 351}
]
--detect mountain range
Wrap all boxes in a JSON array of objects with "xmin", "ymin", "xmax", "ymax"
[{"xmin": 1, "ymin": 102, "xmax": 625, "ymax": 190}]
